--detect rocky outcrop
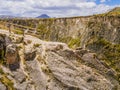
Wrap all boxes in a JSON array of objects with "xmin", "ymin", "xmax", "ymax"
[
  {"xmin": 0, "ymin": 34, "xmax": 20, "ymax": 71},
  {"xmin": 0, "ymin": 34, "xmax": 11, "ymax": 59},
  {"xmin": 5, "ymin": 44, "xmax": 20, "ymax": 71},
  {"xmin": 0, "ymin": 33, "xmax": 119, "ymax": 90}
]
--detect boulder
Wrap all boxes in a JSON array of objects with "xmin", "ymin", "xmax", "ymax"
[{"xmin": 5, "ymin": 44, "xmax": 20, "ymax": 71}]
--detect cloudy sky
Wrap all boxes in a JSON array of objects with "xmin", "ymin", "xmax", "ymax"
[{"xmin": 0, "ymin": 0, "xmax": 119, "ymax": 17}]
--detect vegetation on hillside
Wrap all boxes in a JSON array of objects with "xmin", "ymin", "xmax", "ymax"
[{"xmin": 95, "ymin": 7, "xmax": 120, "ymax": 16}]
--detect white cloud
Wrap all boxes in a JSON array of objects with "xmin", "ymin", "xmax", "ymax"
[
  {"xmin": 100, "ymin": 0, "xmax": 111, "ymax": 3},
  {"xmin": 100, "ymin": 0, "xmax": 106, "ymax": 3},
  {"xmin": 76, "ymin": 2, "xmax": 96, "ymax": 8},
  {"xmin": 0, "ymin": 0, "xmax": 118, "ymax": 17}
]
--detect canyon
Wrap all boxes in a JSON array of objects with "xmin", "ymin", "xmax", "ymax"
[{"xmin": 0, "ymin": 7, "xmax": 120, "ymax": 90}]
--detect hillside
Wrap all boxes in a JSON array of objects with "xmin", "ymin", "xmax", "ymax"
[
  {"xmin": 107, "ymin": 7, "xmax": 120, "ymax": 16},
  {"xmin": 97, "ymin": 7, "xmax": 120, "ymax": 16},
  {"xmin": 0, "ymin": 7, "xmax": 120, "ymax": 89}
]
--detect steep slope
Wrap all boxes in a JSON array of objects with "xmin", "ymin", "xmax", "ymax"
[
  {"xmin": 0, "ymin": 31, "xmax": 119, "ymax": 90},
  {"xmin": 106, "ymin": 7, "xmax": 120, "ymax": 16},
  {"xmin": 96, "ymin": 7, "xmax": 120, "ymax": 16}
]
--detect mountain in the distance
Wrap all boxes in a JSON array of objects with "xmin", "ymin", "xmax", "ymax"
[
  {"xmin": 0, "ymin": 15, "xmax": 17, "ymax": 19},
  {"xmin": 0, "ymin": 15, "xmax": 29, "ymax": 19},
  {"xmin": 36, "ymin": 14, "xmax": 50, "ymax": 18}
]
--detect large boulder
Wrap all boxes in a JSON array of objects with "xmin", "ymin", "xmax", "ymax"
[{"xmin": 5, "ymin": 44, "xmax": 20, "ymax": 71}]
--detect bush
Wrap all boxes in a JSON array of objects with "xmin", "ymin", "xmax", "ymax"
[
  {"xmin": 68, "ymin": 38, "xmax": 81, "ymax": 48},
  {"xmin": 33, "ymin": 43, "xmax": 41, "ymax": 48}
]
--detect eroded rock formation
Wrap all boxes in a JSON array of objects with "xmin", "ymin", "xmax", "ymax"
[{"xmin": 0, "ymin": 33, "xmax": 119, "ymax": 90}]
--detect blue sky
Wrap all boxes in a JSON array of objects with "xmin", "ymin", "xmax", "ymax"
[
  {"xmin": 0, "ymin": 0, "xmax": 119, "ymax": 17},
  {"xmin": 96, "ymin": 0, "xmax": 120, "ymax": 5}
]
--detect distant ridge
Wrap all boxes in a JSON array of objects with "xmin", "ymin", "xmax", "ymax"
[
  {"xmin": 0, "ymin": 15, "xmax": 32, "ymax": 19},
  {"xmin": 36, "ymin": 14, "xmax": 50, "ymax": 18},
  {"xmin": 0, "ymin": 15, "xmax": 17, "ymax": 19}
]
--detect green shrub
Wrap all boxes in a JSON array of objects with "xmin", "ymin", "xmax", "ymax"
[
  {"xmin": 34, "ymin": 43, "xmax": 41, "ymax": 48},
  {"xmin": 68, "ymin": 38, "xmax": 81, "ymax": 48},
  {"xmin": 0, "ymin": 68, "xmax": 4, "ymax": 74},
  {"xmin": 0, "ymin": 75, "xmax": 15, "ymax": 90},
  {"xmin": 13, "ymin": 29, "xmax": 23, "ymax": 35}
]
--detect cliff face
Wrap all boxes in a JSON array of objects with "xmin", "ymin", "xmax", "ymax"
[{"xmin": 1, "ymin": 16, "xmax": 120, "ymax": 45}]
